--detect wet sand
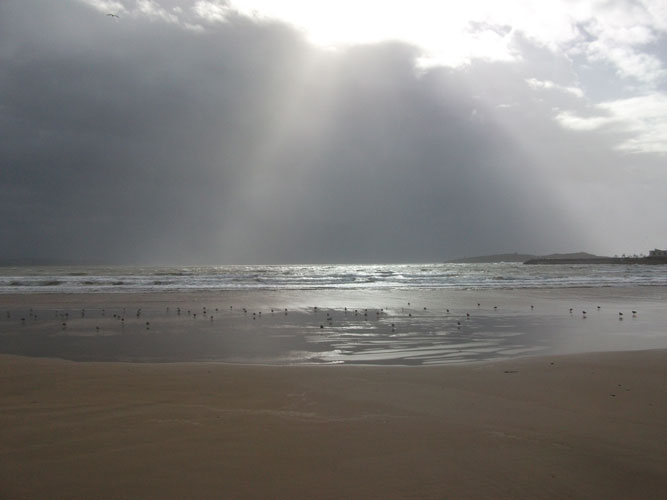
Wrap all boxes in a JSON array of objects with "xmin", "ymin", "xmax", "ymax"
[
  {"xmin": 2, "ymin": 350, "xmax": 667, "ymax": 499},
  {"xmin": 1, "ymin": 287, "xmax": 667, "ymax": 364}
]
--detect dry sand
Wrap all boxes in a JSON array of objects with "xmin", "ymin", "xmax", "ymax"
[{"xmin": 2, "ymin": 350, "xmax": 667, "ymax": 499}]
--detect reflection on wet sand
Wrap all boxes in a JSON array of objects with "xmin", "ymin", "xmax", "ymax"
[{"xmin": 1, "ymin": 288, "xmax": 666, "ymax": 365}]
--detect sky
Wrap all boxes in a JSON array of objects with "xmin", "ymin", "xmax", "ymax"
[{"xmin": 1, "ymin": 0, "xmax": 666, "ymax": 264}]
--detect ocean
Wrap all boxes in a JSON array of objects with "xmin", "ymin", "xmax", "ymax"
[{"xmin": 1, "ymin": 262, "xmax": 666, "ymax": 294}]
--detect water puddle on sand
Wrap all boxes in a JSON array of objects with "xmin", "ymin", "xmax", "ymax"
[{"xmin": 1, "ymin": 298, "xmax": 666, "ymax": 365}]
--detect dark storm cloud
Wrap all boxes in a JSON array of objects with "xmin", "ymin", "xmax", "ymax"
[{"xmin": 0, "ymin": 0, "xmax": 587, "ymax": 264}]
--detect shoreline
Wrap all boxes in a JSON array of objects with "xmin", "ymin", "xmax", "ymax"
[{"xmin": 2, "ymin": 349, "xmax": 667, "ymax": 499}]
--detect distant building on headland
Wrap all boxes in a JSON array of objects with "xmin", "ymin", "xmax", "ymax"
[{"xmin": 649, "ymin": 249, "xmax": 667, "ymax": 257}]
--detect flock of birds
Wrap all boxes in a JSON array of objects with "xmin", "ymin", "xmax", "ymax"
[
  {"xmin": 572, "ymin": 306, "xmax": 638, "ymax": 319},
  {"xmin": 0, "ymin": 300, "xmax": 646, "ymax": 365},
  {"xmin": 3, "ymin": 300, "xmax": 640, "ymax": 337}
]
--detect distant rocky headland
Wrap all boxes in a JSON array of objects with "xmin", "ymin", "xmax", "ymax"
[
  {"xmin": 449, "ymin": 251, "xmax": 667, "ymax": 265},
  {"xmin": 524, "ymin": 255, "xmax": 667, "ymax": 265}
]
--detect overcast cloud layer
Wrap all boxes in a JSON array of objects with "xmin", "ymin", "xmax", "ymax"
[{"xmin": 1, "ymin": 0, "xmax": 666, "ymax": 264}]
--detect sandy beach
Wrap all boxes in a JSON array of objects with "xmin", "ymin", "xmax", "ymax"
[
  {"xmin": 1, "ymin": 350, "xmax": 666, "ymax": 499},
  {"xmin": 1, "ymin": 289, "xmax": 667, "ymax": 499}
]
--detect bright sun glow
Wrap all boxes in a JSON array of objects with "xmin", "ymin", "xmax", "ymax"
[{"xmin": 228, "ymin": 0, "xmax": 523, "ymax": 67}]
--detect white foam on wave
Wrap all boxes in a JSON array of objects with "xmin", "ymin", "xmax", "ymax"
[{"xmin": 1, "ymin": 263, "xmax": 666, "ymax": 293}]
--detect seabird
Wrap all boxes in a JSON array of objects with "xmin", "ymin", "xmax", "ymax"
[{"xmin": 107, "ymin": 13, "xmax": 120, "ymax": 18}]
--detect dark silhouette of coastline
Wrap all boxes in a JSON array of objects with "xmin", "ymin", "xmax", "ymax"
[
  {"xmin": 449, "ymin": 252, "xmax": 667, "ymax": 265},
  {"xmin": 524, "ymin": 255, "xmax": 667, "ymax": 265}
]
